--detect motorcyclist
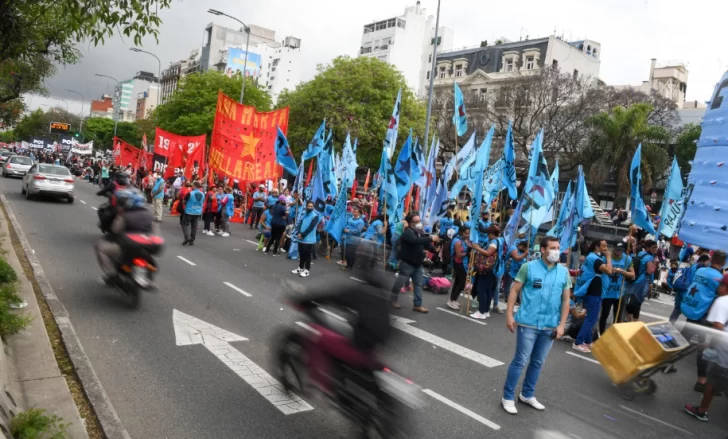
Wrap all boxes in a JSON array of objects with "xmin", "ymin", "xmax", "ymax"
[
  {"xmin": 97, "ymin": 171, "xmax": 130, "ymax": 232},
  {"xmin": 95, "ymin": 188, "xmax": 155, "ymax": 285}
]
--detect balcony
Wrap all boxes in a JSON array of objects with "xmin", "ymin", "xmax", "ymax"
[{"xmin": 360, "ymin": 47, "xmax": 372, "ymax": 55}]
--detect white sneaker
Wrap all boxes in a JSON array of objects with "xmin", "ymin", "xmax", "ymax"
[
  {"xmin": 292, "ymin": 268, "xmax": 302, "ymax": 274},
  {"xmin": 470, "ymin": 311, "xmax": 487, "ymax": 320},
  {"xmin": 502, "ymin": 399, "xmax": 517, "ymax": 415},
  {"xmin": 572, "ymin": 343, "xmax": 592, "ymax": 353},
  {"xmin": 221, "ymin": 232, "xmax": 230, "ymax": 237},
  {"xmin": 300, "ymin": 269, "xmax": 310, "ymax": 277},
  {"xmin": 446, "ymin": 301, "xmax": 460, "ymax": 310},
  {"xmin": 518, "ymin": 394, "xmax": 545, "ymax": 410},
  {"xmin": 484, "ymin": 312, "xmax": 491, "ymax": 318}
]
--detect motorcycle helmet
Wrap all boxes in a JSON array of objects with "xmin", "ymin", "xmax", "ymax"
[
  {"xmin": 114, "ymin": 172, "xmax": 129, "ymax": 187},
  {"xmin": 115, "ymin": 188, "xmax": 146, "ymax": 210}
]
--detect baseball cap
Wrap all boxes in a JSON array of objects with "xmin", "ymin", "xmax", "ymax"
[
  {"xmin": 614, "ymin": 243, "xmax": 625, "ymax": 251},
  {"xmin": 278, "ymin": 195, "xmax": 287, "ymax": 202},
  {"xmin": 259, "ymin": 184, "xmax": 265, "ymax": 188}
]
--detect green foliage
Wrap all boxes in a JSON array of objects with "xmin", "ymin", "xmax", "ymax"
[
  {"xmin": 0, "ymin": 130, "xmax": 16, "ymax": 143},
  {"xmin": 674, "ymin": 123, "xmax": 701, "ymax": 178},
  {"xmin": 583, "ymin": 103, "xmax": 671, "ymax": 197},
  {"xmin": 0, "ymin": 258, "xmax": 17, "ymax": 284},
  {"xmin": 0, "ymin": 255, "xmax": 30, "ymax": 337},
  {"xmin": 81, "ymin": 117, "xmax": 140, "ymax": 150},
  {"xmin": 276, "ymin": 56, "xmax": 427, "ymax": 169},
  {"xmin": 154, "ymin": 71, "xmax": 272, "ymax": 139},
  {"xmin": 12, "ymin": 108, "xmax": 81, "ymax": 140},
  {"xmin": 10, "ymin": 408, "xmax": 68, "ymax": 439}
]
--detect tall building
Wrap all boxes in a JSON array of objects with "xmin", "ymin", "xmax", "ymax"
[
  {"xmin": 200, "ymin": 23, "xmax": 280, "ymax": 73},
  {"xmin": 89, "ymin": 95, "xmax": 114, "ymax": 119},
  {"xmin": 135, "ymin": 86, "xmax": 159, "ymax": 120},
  {"xmin": 160, "ymin": 48, "xmax": 202, "ymax": 104},
  {"xmin": 113, "ymin": 71, "xmax": 159, "ymax": 122},
  {"xmin": 358, "ymin": 1, "xmax": 455, "ymax": 97},
  {"xmin": 614, "ymin": 59, "xmax": 688, "ymax": 107}
]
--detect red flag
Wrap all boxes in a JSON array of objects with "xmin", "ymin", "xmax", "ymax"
[
  {"xmin": 363, "ymin": 169, "xmax": 371, "ymax": 193},
  {"xmin": 142, "ymin": 133, "xmax": 149, "ymax": 152},
  {"xmin": 404, "ymin": 185, "xmax": 414, "ymax": 214},
  {"xmin": 184, "ymin": 142, "xmax": 205, "ymax": 180},
  {"xmin": 153, "ymin": 128, "xmax": 206, "ymax": 179},
  {"xmin": 305, "ymin": 158, "xmax": 315, "ymax": 187},
  {"xmin": 113, "ymin": 137, "xmax": 143, "ymax": 169},
  {"xmin": 351, "ymin": 178, "xmax": 358, "ymax": 199}
]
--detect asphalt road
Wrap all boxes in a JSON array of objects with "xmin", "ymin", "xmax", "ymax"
[{"xmin": 2, "ymin": 175, "xmax": 726, "ymax": 439}]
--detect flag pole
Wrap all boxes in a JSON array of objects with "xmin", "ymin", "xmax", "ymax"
[{"xmin": 382, "ymin": 196, "xmax": 388, "ymax": 270}]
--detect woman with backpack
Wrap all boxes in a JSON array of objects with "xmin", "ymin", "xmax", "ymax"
[
  {"xmin": 446, "ymin": 226, "xmax": 471, "ymax": 311},
  {"xmin": 469, "ymin": 225, "xmax": 505, "ymax": 320},
  {"xmin": 573, "ymin": 239, "xmax": 613, "ymax": 353}
]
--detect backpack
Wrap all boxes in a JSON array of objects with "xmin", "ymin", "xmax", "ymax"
[
  {"xmin": 426, "ymin": 277, "xmax": 452, "ymax": 295},
  {"xmin": 630, "ymin": 252, "xmax": 651, "ymax": 283},
  {"xmin": 474, "ymin": 239, "xmax": 501, "ymax": 274},
  {"xmin": 672, "ymin": 266, "xmax": 695, "ymax": 291}
]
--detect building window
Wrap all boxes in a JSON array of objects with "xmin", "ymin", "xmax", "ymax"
[
  {"xmin": 428, "ymin": 54, "xmax": 432, "ymax": 63},
  {"xmin": 454, "ymin": 64, "xmax": 464, "ymax": 77},
  {"xmin": 426, "ymin": 71, "xmax": 430, "ymax": 80},
  {"xmin": 552, "ymin": 60, "xmax": 559, "ymax": 69},
  {"xmin": 438, "ymin": 66, "xmax": 447, "ymax": 78},
  {"xmin": 504, "ymin": 59, "xmax": 515, "ymax": 72},
  {"xmin": 397, "ymin": 18, "xmax": 406, "ymax": 28},
  {"xmin": 479, "ymin": 88, "xmax": 488, "ymax": 99},
  {"xmin": 272, "ymin": 59, "xmax": 280, "ymax": 66},
  {"xmin": 525, "ymin": 56, "xmax": 535, "ymax": 70},
  {"xmin": 573, "ymin": 69, "xmax": 579, "ymax": 80},
  {"xmin": 271, "ymin": 76, "xmax": 275, "ymax": 81},
  {"xmin": 272, "ymin": 67, "xmax": 276, "ymax": 72}
]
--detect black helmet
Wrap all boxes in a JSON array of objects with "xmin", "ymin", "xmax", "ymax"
[{"xmin": 114, "ymin": 172, "xmax": 129, "ymax": 187}]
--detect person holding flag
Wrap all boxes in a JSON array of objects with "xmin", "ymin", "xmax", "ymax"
[{"xmin": 291, "ymin": 201, "xmax": 320, "ymax": 278}]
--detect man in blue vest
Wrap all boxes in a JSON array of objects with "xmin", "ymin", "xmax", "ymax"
[
  {"xmin": 502, "ymin": 236, "xmax": 571, "ymax": 415},
  {"xmin": 622, "ymin": 240, "xmax": 658, "ymax": 322},
  {"xmin": 150, "ymin": 173, "xmax": 165, "ymax": 222},
  {"xmin": 599, "ymin": 243, "xmax": 634, "ymax": 334},
  {"xmin": 182, "ymin": 181, "xmax": 204, "ymax": 246}
]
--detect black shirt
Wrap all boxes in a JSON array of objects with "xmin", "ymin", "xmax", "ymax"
[{"xmin": 588, "ymin": 259, "xmax": 604, "ymax": 296}]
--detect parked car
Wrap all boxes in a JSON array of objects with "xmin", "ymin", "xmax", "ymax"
[
  {"xmin": 22, "ymin": 164, "xmax": 74, "ymax": 203},
  {"xmin": 2, "ymin": 155, "xmax": 33, "ymax": 178},
  {"xmin": 0, "ymin": 151, "xmax": 14, "ymax": 165}
]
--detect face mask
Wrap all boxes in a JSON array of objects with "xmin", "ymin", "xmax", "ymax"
[
  {"xmin": 547, "ymin": 249, "xmax": 560, "ymax": 263},
  {"xmin": 306, "ymin": 207, "xmax": 313, "ymax": 212},
  {"xmin": 414, "ymin": 222, "xmax": 423, "ymax": 230}
]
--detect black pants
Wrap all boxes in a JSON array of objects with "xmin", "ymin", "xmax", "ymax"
[
  {"xmin": 266, "ymin": 224, "xmax": 286, "ymax": 253},
  {"xmin": 251, "ymin": 206, "xmax": 264, "ymax": 228},
  {"xmin": 345, "ymin": 240, "xmax": 359, "ymax": 269},
  {"xmin": 203, "ymin": 211, "xmax": 215, "ymax": 231},
  {"xmin": 181, "ymin": 214, "xmax": 200, "ymax": 242},
  {"xmin": 441, "ymin": 237, "xmax": 451, "ymax": 275},
  {"xmin": 449, "ymin": 261, "xmax": 467, "ymax": 301},
  {"xmin": 298, "ymin": 243, "xmax": 313, "ymax": 270},
  {"xmin": 599, "ymin": 298, "xmax": 620, "ymax": 334}
]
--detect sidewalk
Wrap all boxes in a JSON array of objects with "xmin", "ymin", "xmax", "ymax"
[{"xmin": 0, "ymin": 206, "xmax": 88, "ymax": 437}]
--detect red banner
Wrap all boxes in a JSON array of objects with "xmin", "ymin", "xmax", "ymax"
[
  {"xmin": 113, "ymin": 137, "xmax": 143, "ymax": 169},
  {"xmin": 153, "ymin": 128, "xmax": 206, "ymax": 179},
  {"xmin": 209, "ymin": 91, "xmax": 289, "ymax": 184},
  {"xmin": 184, "ymin": 142, "xmax": 205, "ymax": 180}
]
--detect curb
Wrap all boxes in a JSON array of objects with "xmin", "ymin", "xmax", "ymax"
[{"xmin": 0, "ymin": 194, "xmax": 132, "ymax": 439}]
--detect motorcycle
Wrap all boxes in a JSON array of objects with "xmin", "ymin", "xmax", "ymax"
[
  {"xmin": 274, "ymin": 300, "xmax": 424, "ymax": 438},
  {"xmin": 110, "ymin": 233, "xmax": 164, "ymax": 308}
]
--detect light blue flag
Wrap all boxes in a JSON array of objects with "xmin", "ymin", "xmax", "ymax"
[
  {"xmin": 275, "ymin": 127, "xmax": 298, "ymax": 176},
  {"xmin": 444, "ymin": 131, "xmax": 476, "ymax": 194},
  {"xmin": 547, "ymin": 181, "xmax": 572, "ymax": 238},
  {"xmin": 545, "ymin": 160, "xmax": 560, "ymax": 222},
  {"xmin": 460, "ymin": 125, "xmax": 494, "ymax": 175},
  {"xmin": 559, "ymin": 191, "xmax": 578, "ymax": 252},
  {"xmin": 340, "ymin": 134, "xmax": 357, "ymax": 189},
  {"xmin": 311, "ymin": 162, "xmax": 326, "ymax": 214},
  {"xmin": 412, "ymin": 139, "xmax": 426, "ymax": 189},
  {"xmin": 319, "ymin": 133, "xmax": 336, "ymax": 198},
  {"xmin": 657, "ymin": 157, "xmax": 685, "ymax": 238},
  {"xmin": 504, "ymin": 196, "xmax": 527, "ymax": 249},
  {"xmin": 292, "ymin": 162, "xmax": 304, "ymax": 196},
  {"xmin": 521, "ymin": 130, "xmax": 555, "ymax": 230},
  {"xmin": 384, "ymin": 88, "xmax": 402, "ymax": 159},
  {"xmin": 325, "ymin": 185, "xmax": 349, "ymax": 244},
  {"xmin": 630, "ymin": 144, "xmax": 642, "ymax": 207},
  {"xmin": 421, "ymin": 136, "xmax": 440, "ymax": 218},
  {"xmin": 452, "ymin": 83, "xmax": 468, "ymax": 137},
  {"xmin": 574, "ymin": 166, "xmax": 594, "ymax": 222},
  {"xmin": 302, "ymin": 120, "xmax": 326, "ymax": 161},
  {"xmin": 629, "ymin": 144, "xmax": 657, "ymax": 235},
  {"xmin": 467, "ymin": 129, "xmax": 493, "ymax": 244},
  {"xmin": 427, "ymin": 179, "xmax": 450, "ymax": 225},
  {"xmin": 451, "ymin": 127, "xmax": 495, "ymax": 198},
  {"xmin": 394, "ymin": 131, "xmax": 413, "ymax": 199},
  {"xmin": 483, "ymin": 158, "xmax": 506, "ymax": 206},
  {"xmin": 502, "ymin": 121, "xmax": 518, "ymax": 200}
]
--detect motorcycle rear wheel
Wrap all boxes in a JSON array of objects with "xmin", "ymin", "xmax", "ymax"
[{"xmin": 274, "ymin": 330, "xmax": 306, "ymax": 395}]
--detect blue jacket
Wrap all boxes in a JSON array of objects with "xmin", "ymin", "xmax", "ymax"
[
  {"xmin": 508, "ymin": 245, "xmax": 527, "ymax": 279},
  {"xmin": 515, "ymin": 259, "xmax": 570, "ymax": 330},
  {"xmin": 575, "ymin": 252, "xmax": 604, "ymax": 297},
  {"xmin": 603, "ymin": 254, "xmax": 631, "ymax": 299},
  {"xmin": 298, "ymin": 210, "xmax": 319, "ymax": 244},
  {"xmin": 343, "ymin": 216, "xmax": 366, "ymax": 245},
  {"xmin": 221, "ymin": 193, "xmax": 234, "ymax": 217},
  {"xmin": 363, "ymin": 219, "xmax": 385, "ymax": 244},
  {"xmin": 681, "ymin": 266, "xmax": 722, "ymax": 320},
  {"xmin": 184, "ymin": 189, "xmax": 205, "ymax": 215},
  {"xmin": 252, "ymin": 191, "xmax": 266, "ymax": 208},
  {"xmin": 151, "ymin": 178, "xmax": 165, "ymax": 199}
]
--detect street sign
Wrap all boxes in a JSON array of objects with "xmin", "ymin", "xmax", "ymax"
[{"xmin": 49, "ymin": 121, "xmax": 71, "ymax": 135}]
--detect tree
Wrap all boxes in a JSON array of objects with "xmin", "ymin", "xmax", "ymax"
[
  {"xmin": 276, "ymin": 56, "xmax": 427, "ymax": 168},
  {"xmin": 0, "ymin": 0, "xmax": 172, "ymax": 125},
  {"xmin": 81, "ymin": 117, "xmax": 138, "ymax": 150},
  {"xmin": 582, "ymin": 103, "xmax": 671, "ymax": 199},
  {"xmin": 0, "ymin": 130, "xmax": 16, "ymax": 143},
  {"xmin": 12, "ymin": 107, "xmax": 81, "ymax": 139},
  {"xmin": 674, "ymin": 123, "xmax": 701, "ymax": 178},
  {"xmin": 154, "ymin": 71, "xmax": 272, "ymax": 139}
]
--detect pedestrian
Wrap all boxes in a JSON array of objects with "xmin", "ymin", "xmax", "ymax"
[
  {"xmin": 182, "ymin": 182, "xmax": 204, "ymax": 246},
  {"xmin": 219, "ymin": 186, "xmax": 234, "ymax": 237},
  {"xmin": 264, "ymin": 195, "xmax": 288, "ymax": 255},
  {"xmin": 438, "ymin": 209, "xmax": 457, "ymax": 276},
  {"xmin": 388, "ymin": 218, "xmax": 408, "ymax": 270},
  {"xmin": 343, "ymin": 207, "xmax": 366, "ymax": 269},
  {"xmin": 266, "ymin": 189, "xmax": 279, "ymax": 209},
  {"xmin": 257, "ymin": 207, "xmax": 272, "ymax": 251},
  {"xmin": 446, "ymin": 226, "xmax": 470, "ymax": 311},
  {"xmin": 363, "ymin": 213, "xmax": 384, "ymax": 244},
  {"xmin": 670, "ymin": 255, "xmax": 710, "ymax": 323},
  {"xmin": 573, "ymin": 239, "xmax": 613, "ymax": 352},
  {"xmin": 100, "ymin": 162, "xmax": 110, "ymax": 187},
  {"xmin": 202, "ymin": 184, "xmax": 219, "ymax": 235},
  {"xmin": 390, "ymin": 213, "xmax": 440, "ymax": 313},
  {"xmin": 622, "ymin": 240, "xmax": 659, "ymax": 322},
  {"xmin": 502, "ymin": 236, "xmax": 571, "ymax": 415},
  {"xmin": 172, "ymin": 171, "xmax": 184, "ymax": 199},
  {"xmin": 292, "ymin": 201, "xmax": 319, "ymax": 278},
  {"xmin": 469, "ymin": 225, "xmax": 505, "ymax": 320},
  {"xmin": 503, "ymin": 240, "xmax": 529, "ymax": 306},
  {"xmin": 150, "ymin": 173, "xmax": 165, "ymax": 222},
  {"xmin": 599, "ymin": 243, "xmax": 634, "ymax": 334},
  {"xmin": 141, "ymin": 171, "xmax": 153, "ymax": 203},
  {"xmin": 251, "ymin": 184, "xmax": 266, "ymax": 229}
]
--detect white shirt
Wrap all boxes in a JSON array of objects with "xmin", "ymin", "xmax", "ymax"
[
  {"xmin": 706, "ymin": 295, "xmax": 728, "ymax": 368},
  {"xmin": 173, "ymin": 177, "xmax": 183, "ymax": 190}
]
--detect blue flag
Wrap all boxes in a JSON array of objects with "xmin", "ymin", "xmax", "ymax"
[
  {"xmin": 412, "ymin": 139, "xmax": 426, "ymax": 189},
  {"xmin": 292, "ymin": 162, "xmax": 304, "ymax": 196},
  {"xmin": 502, "ymin": 121, "xmax": 518, "ymax": 200},
  {"xmin": 521, "ymin": 130, "xmax": 555, "ymax": 230},
  {"xmin": 384, "ymin": 88, "xmax": 402, "ymax": 159},
  {"xmin": 547, "ymin": 181, "xmax": 572, "ymax": 238},
  {"xmin": 504, "ymin": 196, "xmax": 527, "ymax": 249},
  {"xmin": 452, "ymin": 83, "xmax": 468, "ymax": 137},
  {"xmin": 319, "ymin": 133, "xmax": 336, "ymax": 198},
  {"xmin": 657, "ymin": 157, "xmax": 685, "ymax": 238},
  {"xmin": 341, "ymin": 134, "xmax": 357, "ymax": 189},
  {"xmin": 630, "ymin": 144, "xmax": 657, "ymax": 235},
  {"xmin": 394, "ymin": 131, "xmax": 413, "ymax": 200},
  {"xmin": 302, "ymin": 120, "xmax": 326, "ymax": 161},
  {"xmin": 420, "ymin": 136, "xmax": 439, "ymax": 218},
  {"xmin": 311, "ymin": 163, "xmax": 326, "ymax": 215},
  {"xmin": 574, "ymin": 165, "xmax": 594, "ymax": 223},
  {"xmin": 325, "ymin": 185, "xmax": 349, "ymax": 244},
  {"xmin": 275, "ymin": 126, "xmax": 298, "ymax": 176}
]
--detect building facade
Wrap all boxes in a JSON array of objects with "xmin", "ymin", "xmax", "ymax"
[
  {"xmin": 89, "ymin": 95, "xmax": 114, "ymax": 119},
  {"xmin": 358, "ymin": 1, "xmax": 454, "ymax": 97},
  {"xmin": 614, "ymin": 59, "xmax": 688, "ymax": 107},
  {"xmin": 135, "ymin": 86, "xmax": 159, "ymax": 120},
  {"xmin": 113, "ymin": 71, "xmax": 159, "ymax": 122}
]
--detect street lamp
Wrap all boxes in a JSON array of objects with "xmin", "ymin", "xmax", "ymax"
[
  {"xmin": 423, "ymin": 0, "xmax": 441, "ymax": 153},
  {"xmin": 95, "ymin": 74, "xmax": 121, "ymax": 137},
  {"xmin": 53, "ymin": 98, "xmax": 69, "ymax": 112},
  {"xmin": 129, "ymin": 47, "xmax": 162, "ymax": 109},
  {"xmin": 65, "ymin": 89, "xmax": 85, "ymax": 133},
  {"xmin": 208, "ymin": 8, "xmax": 250, "ymax": 104}
]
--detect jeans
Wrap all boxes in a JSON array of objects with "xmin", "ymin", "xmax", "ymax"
[
  {"xmin": 576, "ymin": 295, "xmax": 601, "ymax": 345},
  {"xmin": 494, "ymin": 275, "xmax": 502, "ymax": 308},
  {"xmin": 181, "ymin": 214, "xmax": 200, "ymax": 242},
  {"xmin": 345, "ymin": 240, "xmax": 359, "ymax": 269},
  {"xmin": 503, "ymin": 326, "xmax": 555, "ymax": 401},
  {"xmin": 220, "ymin": 211, "xmax": 230, "ymax": 233},
  {"xmin": 391, "ymin": 261, "xmax": 424, "ymax": 307},
  {"xmin": 474, "ymin": 271, "xmax": 497, "ymax": 313},
  {"xmin": 502, "ymin": 273, "xmax": 514, "ymax": 303},
  {"xmin": 388, "ymin": 233, "xmax": 401, "ymax": 265},
  {"xmin": 669, "ymin": 290, "xmax": 685, "ymax": 324},
  {"xmin": 203, "ymin": 212, "xmax": 215, "ymax": 232}
]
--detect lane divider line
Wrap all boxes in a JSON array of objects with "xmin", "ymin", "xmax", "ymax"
[
  {"xmin": 436, "ymin": 307, "xmax": 487, "ymax": 326},
  {"xmin": 80, "ymin": 200, "xmax": 86, "ymax": 204},
  {"xmin": 246, "ymin": 240, "xmax": 258, "ymax": 246},
  {"xmin": 176, "ymin": 256, "xmax": 196, "ymax": 266},
  {"xmin": 423, "ymin": 389, "xmax": 501, "ymax": 430},
  {"xmin": 565, "ymin": 351, "xmax": 600, "ymax": 364},
  {"xmin": 223, "ymin": 281, "xmax": 252, "ymax": 297},
  {"xmin": 618, "ymin": 405, "xmax": 693, "ymax": 436},
  {"xmin": 349, "ymin": 276, "xmax": 366, "ymax": 283},
  {"xmin": 639, "ymin": 311, "xmax": 669, "ymax": 320},
  {"xmin": 91, "ymin": 206, "xmax": 98, "ymax": 211}
]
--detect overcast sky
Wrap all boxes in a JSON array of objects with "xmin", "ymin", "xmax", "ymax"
[{"xmin": 26, "ymin": 0, "xmax": 728, "ymax": 116}]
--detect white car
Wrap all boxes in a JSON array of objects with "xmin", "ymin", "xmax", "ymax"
[
  {"xmin": 2, "ymin": 155, "xmax": 33, "ymax": 178},
  {"xmin": 22, "ymin": 164, "xmax": 74, "ymax": 203}
]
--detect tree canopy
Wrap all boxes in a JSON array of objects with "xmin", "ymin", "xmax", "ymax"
[
  {"xmin": 674, "ymin": 123, "xmax": 701, "ymax": 179},
  {"xmin": 276, "ymin": 56, "xmax": 427, "ymax": 169}
]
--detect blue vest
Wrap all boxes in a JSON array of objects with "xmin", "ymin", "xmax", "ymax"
[
  {"xmin": 603, "ymin": 254, "xmax": 631, "ymax": 299},
  {"xmin": 364, "ymin": 219, "xmax": 384, "ymax": 244},
  {"xmin": 298, "ymin": 211, "xmax": 319, "ymax": 244},
  {"xmin": 344, "ymin": 217, "xmax": 365, "ymax": 244},
  {"xmin": 184, "ymin": 190, "xmax": 204, "ymax": 215},
  {"xmin": 508, "ymin": 245, "xmax": 527, "ymax": 278},
  {"xmin": 258, "ymin": 209, "xmax": 272, "ymax": 231},
  {"xmin": 633, "ymin": 251, "xmax": 655, "ymax": 284},
  {"xmin": 222, "ymin": 194, "xmax": 234, "ymax": 216},
  {"xmin": 439, "ymin": 217, "xmax": 455, "ymax": 237},
  {"xmin": 515, "ymin": 259, "xmax": 570, "ymax": 330},
  {"xmin": 681, "ymin": 266, "xmax": 722, "ymax": 320},
  {"xmin": 450, "ymin": 236, "xmax": 469, "ymax": 268},
  {"xmin": 575, "ymin": 252, "xmax": 604, "ymax": 297},
  {"xmin": 489, "ymin": 237, "xmax": 506, "ymax": 277}
]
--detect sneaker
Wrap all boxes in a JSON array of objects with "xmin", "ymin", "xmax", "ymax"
[
  {"xmin": 282, "ymin": 248, "xmax": 287, "ymax": 253},
  {"xmin": 502, "ymin": 399, "xmax": 518, "ymax": 415},
  {"xmin": 300, "ymin": 270, "xmax": 310, "ymax": 278},
  {"xmin": 470, "ymin": 311, "xmax": 487, "ymax": 320},
  {"xmin": 413, "ymin": 306, "xmax": 429, "ymax": 313},
  {"xmin": 572, "ymin": 343, "xmax": 592, "ymax": 353},
  {"xmin": 400, "ymin": 287, "xmax": 408, "ymax": 294},
  {"xmin": 518, "ymin": 394, "xmax": 545, "ymax": 410},
  {"xmin": 182, "ymin": 240, "xmax": 189, "ymax": 246},
  {"xmin": 263, "ymin": 249, "xmax": 269, "ymax": 254},
  {"xmin": 684, "ymin": 404, "xmax": 708, "ymax": 421},
  {"xmin": 221, "ymin": 232, "xmax": 230, "ymax": 237},
  {"xmin": 292, "ymin": 268, "xmax": 302, "ymax": 274},
  {"xmin": 391, "ymin": 301, "xmax": 402, "ymax": 310},
  {"xmin": 493, "ymin": 307, "xmax": 505, "ymax": 314},
  {"xmin": 446, "ymin": 301, "xmax": 460, "ymax": 310}
]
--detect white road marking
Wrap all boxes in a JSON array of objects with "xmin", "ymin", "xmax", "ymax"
[
  {"xmin": 436, "ymin": 307, "xmax": 487, "ymax": 326},
  {"xmin": 224, "ymin": 282, "xmax": 252, "ymax": 297},
  {"xmin": 618, "ymin": 405, "xmax": 693, "ymax": 436},
  {"xmin": 92, "ymin": 206, "xmax": 98, "ymax": 211},
  {"xmin": 173, "ymin": 310, "xmax": 313, "ymax": 414},
  {"xmin": 295, "ymin": 321, "xmax": 321, "ymax": 336},
  {"xmin": 391, "ymin": 316, "xmax": 503, "ymax": 367},
  {"xmin": 565, "ymin": 351, "xmax": 600, "ymax": 364},
  {"xmin": 246, "ymin": 240, "xmax": 259, "ymax": 245},
  {"xmin": 349, "ymin": 276, "xmax": 366, "ymax": 283},
  {"xmin": 423, "ymin": 389, "xmax": 500, "ymax": 430},
  {"xmin": 640, "ymin": 311, "xmax": 669, "ymax": 320},
  {"xmin": 176, "ymin": 256, "xmax": 196, "ymax": 266},
  {"xmin": 80, "ymin": 200, "xmax": 86, "ymax": 204}
]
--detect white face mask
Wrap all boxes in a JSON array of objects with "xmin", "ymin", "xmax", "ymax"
[
  {"xmin": 414, "ymin": 222, "xmax": 423, "ymax": 230},
  {"xmin": 547, "ymin": 249, "xmax": 560, "ymax": 263}
]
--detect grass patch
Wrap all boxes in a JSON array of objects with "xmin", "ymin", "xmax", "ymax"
[
  {"xmin": 0, "ymin": 242, "xmax": 30, "ymax": 337},
  {"xmin": 10, "ymin": 408, "xmax": 69, "ymax": 439}
]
